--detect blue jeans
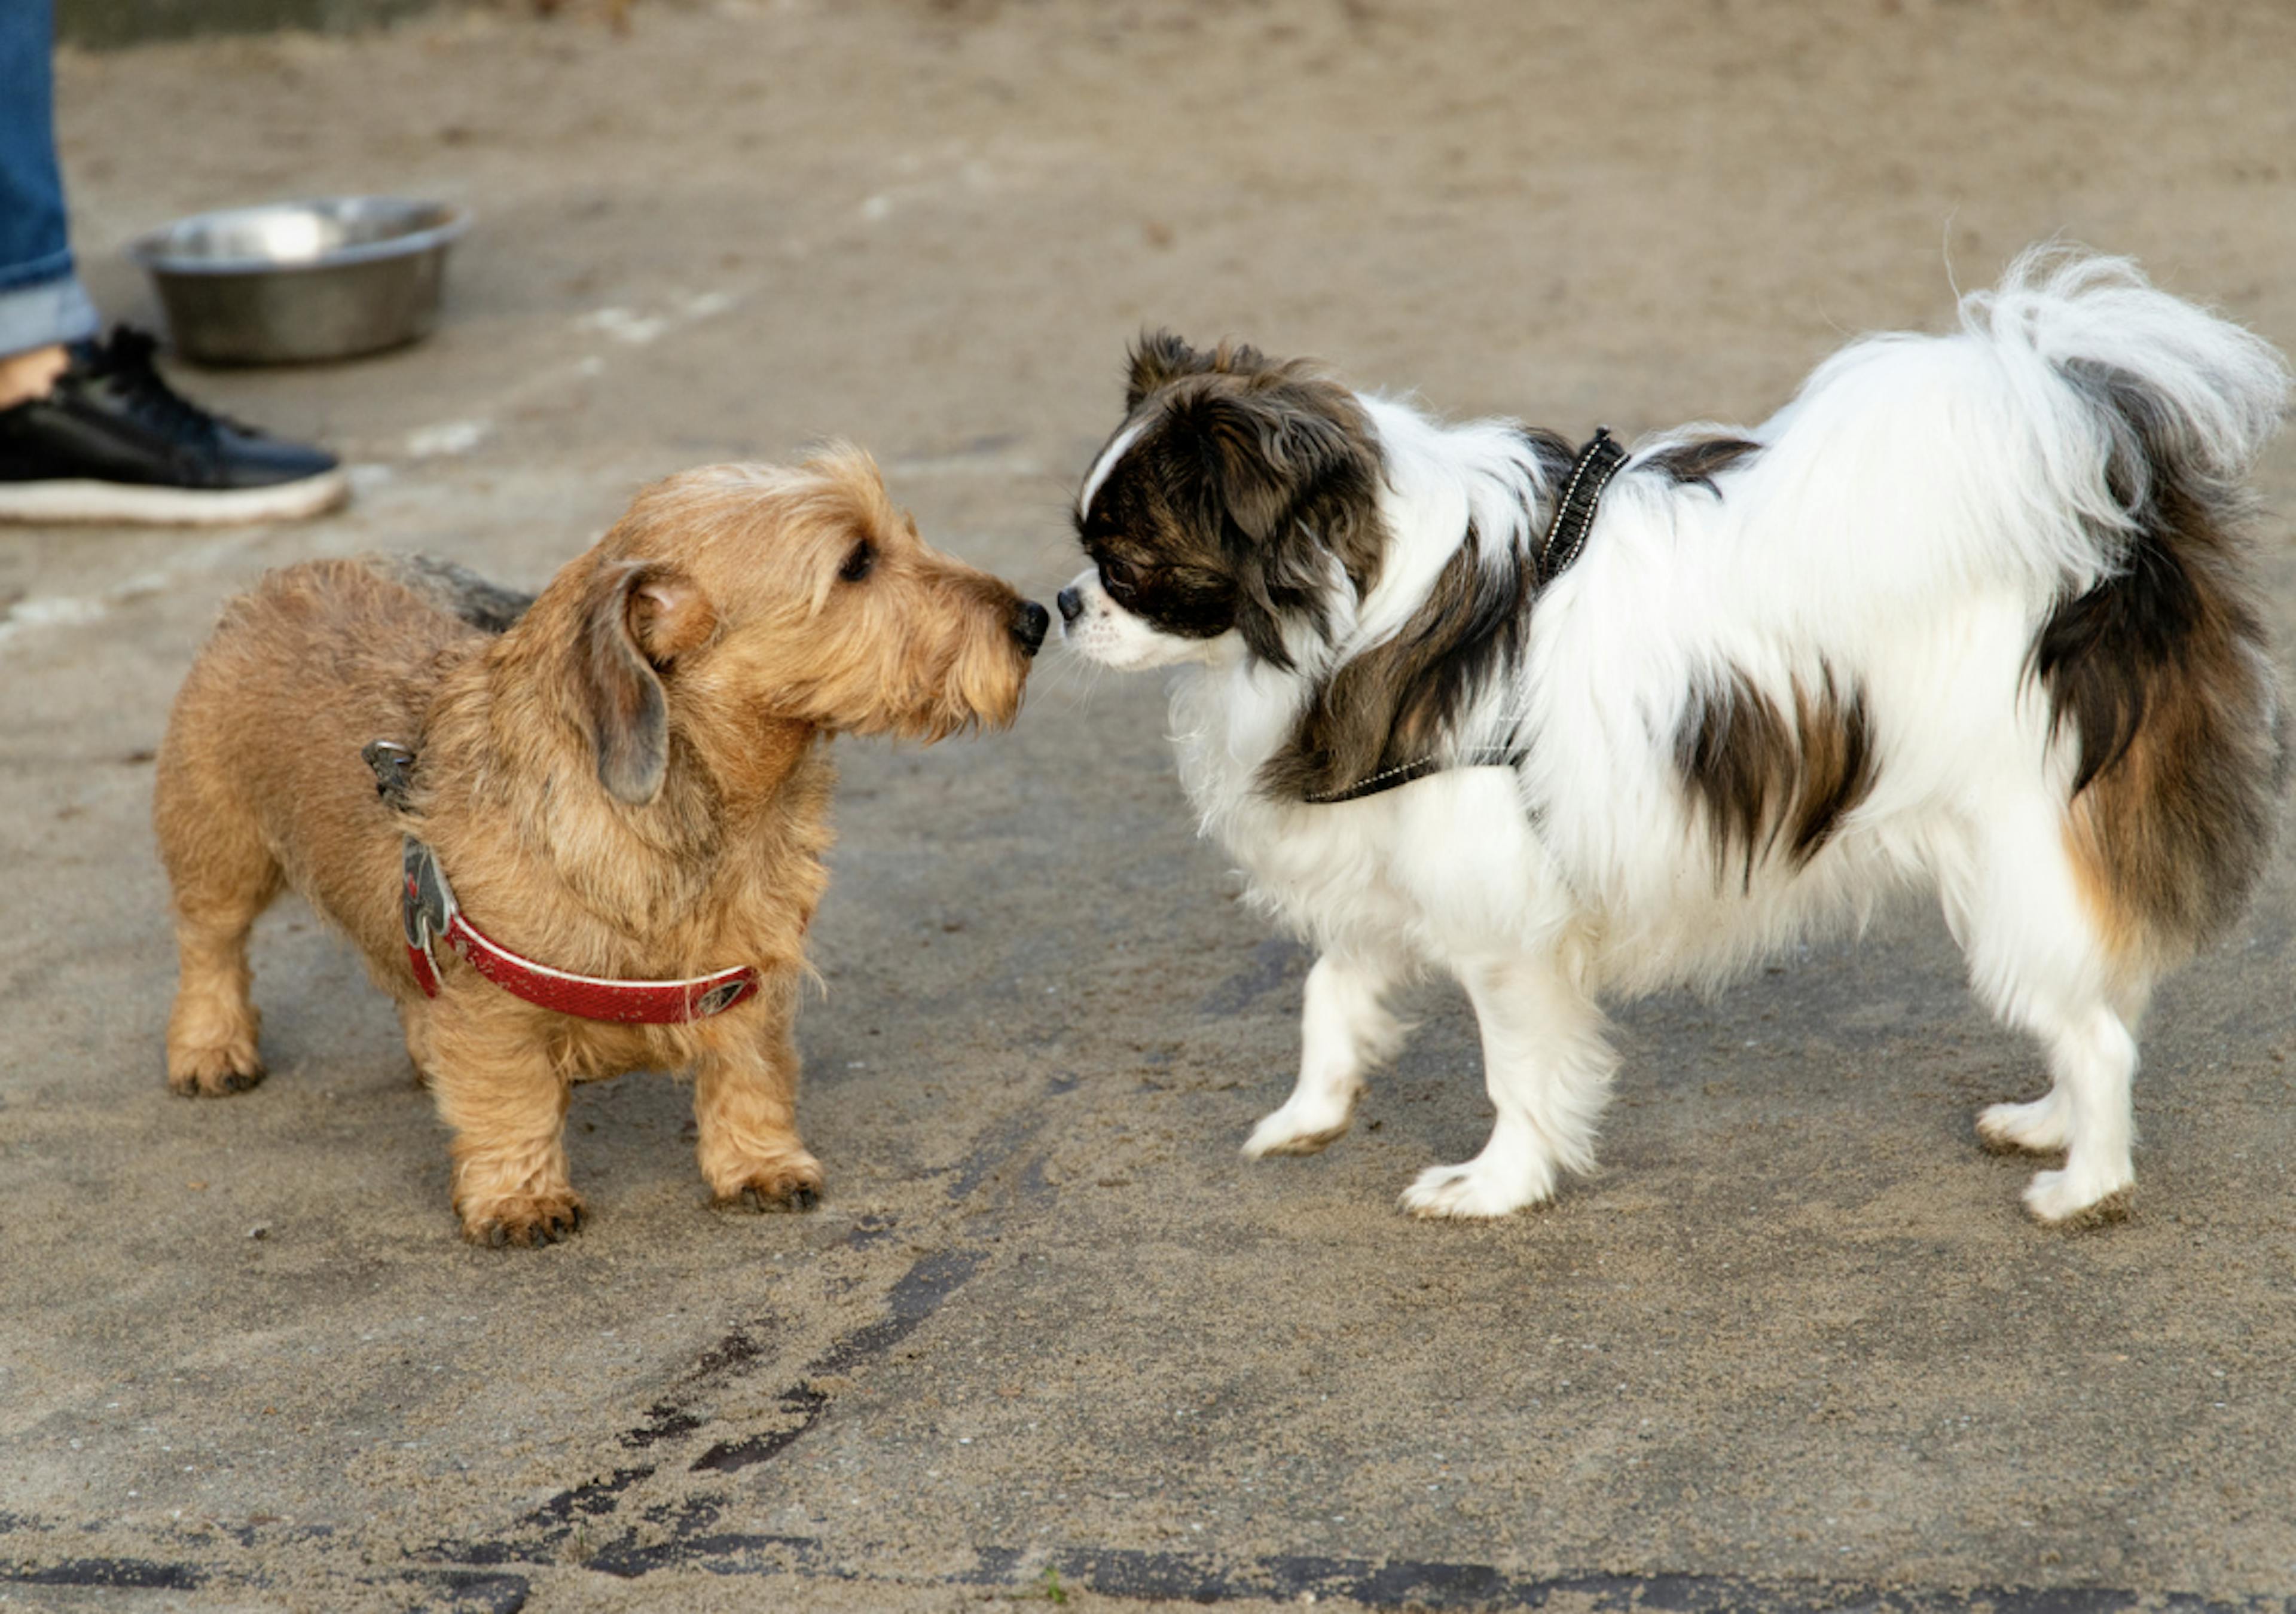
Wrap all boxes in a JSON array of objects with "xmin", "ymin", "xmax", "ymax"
[{"xmin": 0, "ymin": 0, "xmax": 100, "ymax": 360}]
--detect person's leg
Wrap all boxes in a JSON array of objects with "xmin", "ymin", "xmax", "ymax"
[
  {"xmin": 0, "ymin": 345, "xmax": 69, "ymax": 408},
  {"xmin": 0, "ymin": 0, "xmax": 349, "ymax": 525},
  {"xmin": 0, "ymin": 0, "xmax": 99, "ymax": 385}
]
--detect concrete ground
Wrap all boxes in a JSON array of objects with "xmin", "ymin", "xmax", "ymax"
[{"xmin": 6, "ymin": 2, "xmax": 2296, "ymax": 1609}]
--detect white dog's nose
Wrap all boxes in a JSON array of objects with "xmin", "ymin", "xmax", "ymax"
[{"xmin": 1056, "ymin": 585, "xmax": 1086, "ymax": 625}]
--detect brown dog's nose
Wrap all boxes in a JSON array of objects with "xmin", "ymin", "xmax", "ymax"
[{"xmin": 1012, "ymin": 600, "xmax": 1050, "ymax": 656}]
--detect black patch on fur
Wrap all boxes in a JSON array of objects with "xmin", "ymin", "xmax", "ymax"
[
  {"xmin": 367, "ymin": 553, "xmax": 535, "ymax": 633},
  {"xmin": 1082, "ymin": 334, "xmax": 1387, "ymax": 670},
  {"xmin": 1075, "ymin": 460, "xmax": 1241, "ymax": 640},
  {"xmin": 2032, "ymin": 358, "xmax": 2286, "ymax": 948},
  {"xmin": 1677, "ymin": 668, "xmax": 1877, "ymax": 888},
  {"xmin": 1518, "ymin": 426, "xmax": 1577, "ymax": 487},
  {"xmin": 1641, "ymin": 436, "xmax": 1760, "ymax": 494},
  {"xmin": 1259, "ymin": 535, "xmax": 1534, "ymax": 802}
]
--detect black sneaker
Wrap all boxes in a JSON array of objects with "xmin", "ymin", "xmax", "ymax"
[{"xmin": 0, "ymin": 328, "xmax": 349, "ymax": 526}]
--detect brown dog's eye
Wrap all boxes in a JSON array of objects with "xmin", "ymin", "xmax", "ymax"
[{"xmin": 839, "ymin": 541, "xmax": 875, "ymax": 583}]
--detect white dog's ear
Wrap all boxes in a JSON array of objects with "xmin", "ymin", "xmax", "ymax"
[
  {"xmin": 1156, "ymin": 381, "xmax": 1384, "ymax": 669},
  {"xmin": 1185, "ymin": 388, "xmax": 1367, "ymax": 546},
  {"xmin": 1126, "ymin": 329, "xmax": 1206, "ymax": 411},
  {"xmin": 1125, "ymin": 331, "xmax": 1281, "ymax": 411},
  {"xmin": 576, "ymin": 561, "xmax": 713, "ymax": 805}
]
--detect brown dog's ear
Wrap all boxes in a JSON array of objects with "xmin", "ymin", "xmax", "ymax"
[
  {"xmin": 576, "ymin": 561, "xmax": 715, "ymax": 805},
  {"xmin": 624, "ymin": 567, "xmax": 716, "ymax": 664}
]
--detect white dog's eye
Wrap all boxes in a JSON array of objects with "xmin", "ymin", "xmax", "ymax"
[{"xmin": 1100, "ymin": 556, "xmax": 1141, "ymax": 600}]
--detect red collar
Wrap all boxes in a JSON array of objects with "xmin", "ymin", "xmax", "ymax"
[{"xmin": 398, "ymin": 836, "xmax": 759, "ymax": 1025}]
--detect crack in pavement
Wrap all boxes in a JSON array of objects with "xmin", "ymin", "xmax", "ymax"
[{"xmin": 8, "ymin": 1078, "xmax": 2291, "ymax": 1614}]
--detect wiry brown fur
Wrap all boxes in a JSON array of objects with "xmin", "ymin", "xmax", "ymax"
[
  {"xmin": 154, "ymin": 448, "xmax": 1039, "ymax": 1246},
  {"xmin": 1677, "ymin": 666, "xmax": 1878, "ymax": 890}
]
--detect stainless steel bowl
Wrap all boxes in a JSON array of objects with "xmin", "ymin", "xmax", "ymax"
[{"xmin": 126, "ymin": 197, "xmax": 472, "ymax": 365}]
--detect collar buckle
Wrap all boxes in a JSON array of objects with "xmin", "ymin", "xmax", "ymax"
[{"xmin": 401, "ymin": 837, "xmax": 455, "ymax": 996}]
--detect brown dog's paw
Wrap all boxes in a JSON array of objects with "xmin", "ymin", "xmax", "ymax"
[
  {"xmin": 715, "ymin": 1155, "xmax": 825, "ymax": 1214},
  {"xmin": 460, "ymin": 1191, "xmax": 587, "ymax": 1249},
  {"xmin": 166, "ymin": 1041, "xmax": 266, "ymax": 1098}
]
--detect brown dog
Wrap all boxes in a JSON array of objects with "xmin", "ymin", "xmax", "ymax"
[{"xmin": 154, "ymin": 448, "xmax": 1045, "ymax": 1246}]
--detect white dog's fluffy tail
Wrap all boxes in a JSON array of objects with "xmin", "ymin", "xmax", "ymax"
[
  {"xmin": 1958, "ymin": 249, "xmax": 2288, "ymax": 567},
  {"xmin": 1960, "ymin": 250, "xmax": 2289, "ymax": 961}
]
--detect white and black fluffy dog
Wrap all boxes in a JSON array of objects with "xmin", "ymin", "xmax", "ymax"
[{"xmin": 1057, "ymin": 251, "xmax": 2288, "ymax": 1225}]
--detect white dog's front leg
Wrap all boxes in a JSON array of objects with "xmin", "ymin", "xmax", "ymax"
[
  {"xmin": 1402, "ymin": 951, "xmax": 1614, "ymax": 1219},
  {"xmin": 1243, "ymin": 952, "xmax": 1409, "ymax": 1158}
]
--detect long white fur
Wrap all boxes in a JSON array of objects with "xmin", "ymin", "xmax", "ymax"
[{"xmin": 1063, "ymin": 251, "xmax": 2288, "ymax": 1222}]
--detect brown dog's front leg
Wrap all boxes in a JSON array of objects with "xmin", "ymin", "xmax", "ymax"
[
  {"xmin": 397, "ymin": 999, "xmax": 439, "ymax": 1090},
  {"xmin": 694, "ymin": 1009, "xmax": 823, "ymax": 1213},
  {"xmin": 426, "ymin": 1012, "xmax": 584, "ymax": 1247}
]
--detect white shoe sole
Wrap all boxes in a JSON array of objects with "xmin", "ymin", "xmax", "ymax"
[{"xmin": 0, "ymin": 467, "xmax": 350, "ymax": 527}]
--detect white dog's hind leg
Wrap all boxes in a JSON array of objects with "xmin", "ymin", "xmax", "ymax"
[
  {"xmin": 2018, "ymin": 1005, "xmax": 2139, "ymax": 1222},
  {"xmin": 1244, "ymin": 952, "xmax": 1409, "ymax": 1157},
  {"xmin": 1976, "ymin": 969, "xmax": 2157, "ymax": 1161},
  {"xmin": 1952, "ymin": 803, "xmax": 2142, "ymax": 1222},
  {"xmin": 1975, "ymin": 1089, "xmax": 2072, "ymax": 1155},
  {"xmin": 1400, "ymin": 952, "xmax": 1615, "ymax": 1219}
]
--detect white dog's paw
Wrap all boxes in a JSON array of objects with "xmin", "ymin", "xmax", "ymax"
[
  {"xmin": 1977, "ymin": 1096, "xmax": 2070, "ymax": 1156},
  {"xmin": 1242, "ymin": 1093, "xmax": 1357, "ymax": 1158},
  {"xmin": 2022, "ymin": 1164, "xmax": 2133, "ymax": 1227},
  {"xmin": 1397, "ymin": 1160, "xmax": 1552, "ymax": 1219}
]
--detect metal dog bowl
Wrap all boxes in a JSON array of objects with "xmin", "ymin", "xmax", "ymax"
[{"xmin": 126, "ymin": 197, "xmax": 471, "ymax": 365}]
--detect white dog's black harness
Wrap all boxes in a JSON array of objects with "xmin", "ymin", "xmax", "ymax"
[
  {"xmin": 1534, "ymin": 426, "xmax": 1628, "ymax": 586},
  {"xmin": 1302, "ymin": 427, "xmax": 1627, "ymax": 806}
]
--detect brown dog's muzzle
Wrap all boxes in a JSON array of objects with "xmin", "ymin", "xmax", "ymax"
[{"xmin": 1011, "ymin": 599, "xmax": 1050, "ymax": 656}]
